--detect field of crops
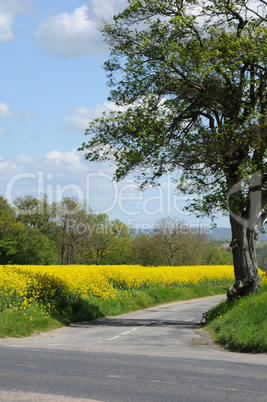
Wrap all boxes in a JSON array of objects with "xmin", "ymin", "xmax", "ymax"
[
  {"xmin": 0, "ymin": 264, "xmax": 234, "ymax": 301},
  {"xmin": 1, "ymin": 264, "xmax": 266, "ymax": 329}
]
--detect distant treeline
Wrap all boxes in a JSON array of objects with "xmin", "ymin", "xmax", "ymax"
[{"xmin": 0, "ymin": 194, "xmax": 233, "ymax": 266}]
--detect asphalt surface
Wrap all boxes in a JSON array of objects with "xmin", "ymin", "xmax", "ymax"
[{"xmin": 0, "ymin": 295, "xmax": 266, "ymax": 401}]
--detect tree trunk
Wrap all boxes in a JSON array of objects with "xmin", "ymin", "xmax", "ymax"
[
  {"xmin": 227, "ymin": 215, "xmax": 260, "ymax": 301},
  {"xmin": 60, "ymin": 244, "xmax": 65, "ymax": 265}
]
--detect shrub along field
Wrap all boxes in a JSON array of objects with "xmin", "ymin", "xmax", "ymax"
[{"xmin": 0, "ymin": 264, "xmax": 266, "ymax": 352}]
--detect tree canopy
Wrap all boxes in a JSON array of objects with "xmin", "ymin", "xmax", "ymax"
[
  {"xmin": 0, "ymin": 194, "xmax": 219, "ymax": 266},
  {"xmin": 79, "ymin": 0, "xmax": 267, "ymax": 298}
]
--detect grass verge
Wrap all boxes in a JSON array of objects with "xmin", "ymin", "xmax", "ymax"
[
  {"xmin": 204, "ymin": 285, "xmax": 267, "ymax": 353},
  {"xmin": 0, "ymin": 284, "xmax": 228, "ymax": 338},
  {"xmin": 0, "ymin": 303, "xmax": 61, "ymax": 338}
]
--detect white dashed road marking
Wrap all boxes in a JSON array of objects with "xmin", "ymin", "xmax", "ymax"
[{"xmin": 106, "ymin": 321, "xmax": 155, "ymax": 342}]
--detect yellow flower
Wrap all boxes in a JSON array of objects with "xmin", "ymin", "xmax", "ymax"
[{"xmin": 1, "ymin": 264, "xmax": 265, "ymax": 312}]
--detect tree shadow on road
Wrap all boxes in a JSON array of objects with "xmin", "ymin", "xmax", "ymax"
[{"xmin": 70, "ymin": 318, "xmax": 200, "ymax": 329}]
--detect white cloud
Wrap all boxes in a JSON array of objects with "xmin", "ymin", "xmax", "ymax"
[
  {"xmin": 86, "ymin": 0, "xmax": 125, "ymax": 21},
  {"xmin": 0, "ymin": 0, "xmax": 33, "ymax": 14},
  {"xmin": 0, "ymin": 126, "xmax": 7, "ymax": 136},
  {"xmin": 14, "ymin": 108, "xmax": 35, "ymax": 122},
  {"xmin": 0, "ymin": 103, "xmax": 12, "ymax": 120},
  {"xmin": 0, "ymin": 150, "xmax": 137, "ymax": 214},
  {"xmin": 0, "ymin": 13, "xmax": 14, "ymax": 41},
  {"xmin": 45, "ymin": 150, "xmax": 90, "ymax": 174},
  {"xmin": 0, "ymin": 149, "xmax": 210, "ymax": 226},
  {"xmin": 63, "ymin": 101, "xmax": 125, "ymax": 131},
  {"xmin": 0, "ymin": 0, "xmax": 33, "ymax": 42},
  {"xmin": 0, "ymin": 150, "xmax": 119, "ymax": 212},
  {"xmin": 0, "ymin": 103, "xmax": 34, "ymax": 131},
  {"xmin": 35, "ymin": 6, "xmax": 97, "ymax": 57},
  {"xmin": 35, "ymin": 0, "xmax": 127, "ymax": 57}
]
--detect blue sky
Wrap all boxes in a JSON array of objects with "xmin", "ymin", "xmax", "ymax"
[{"xmin": 0, "ymin": 0, "xmax": 229, "ymax": 229}]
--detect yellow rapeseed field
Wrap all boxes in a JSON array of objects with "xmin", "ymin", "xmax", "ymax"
[{"xmin": 0, "ymin": 264, "xmax": 266, "ymax": 316}]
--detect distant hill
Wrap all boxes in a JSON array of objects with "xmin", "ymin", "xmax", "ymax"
[
  {"xmin": 209, "ymin": 228, "xmax": 231, "ymax": 241},
  {"xmin": 210, "ymin": 227, "xmax": 267, "ymax": 241},
  {"xmin": 130, "ymin": 226, "xmax": 267, "ymax": 241}
]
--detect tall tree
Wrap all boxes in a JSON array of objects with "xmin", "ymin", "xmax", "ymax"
[
  {"xmin": 0, "ymin": 196, "xmax": 58, "ymax": 265},
  {"xmin": 14, "ymin": 194, "xmax": 57, "ymax": 237},
  {"xmin": 0, "ymin": 196, "xmax": 17, "ymax": 236},
  {"xmin": 131, "ymin": 231, "xmax": 163, "ymax": 266},
  {"xmin": 85, "ymin": 214, "xmax": 131, "ymax": 265},
  {"xmin": 152, "ymin": 218, "xmax": 209, "ymax": 266},
  {"xmin": 56, "ymin": 197, "xmax": 91, "ymax": 265},
  {"xmin": 79, "ymin": 0, "xmax": 267, "ymax": 299}
]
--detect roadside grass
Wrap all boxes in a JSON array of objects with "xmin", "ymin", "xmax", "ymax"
[
  {"xmin": 0, "ymin": 303, "xmax": 61, "ymax": 338},
  {"xmin": 0, "ymin": 283, "xmax": 229, "ymax": 338},
  {"xmin": 204, "ymin": 283, "xmax": 267, "ymax": 353},
  {"xmin": 1, "ymin": 263, "xmax": 266, "ymax": 353}
]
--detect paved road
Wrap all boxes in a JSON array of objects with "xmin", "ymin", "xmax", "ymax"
[{"xmin": 0, "ymin": 295, "xmax": 266, "ymax": 401}]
